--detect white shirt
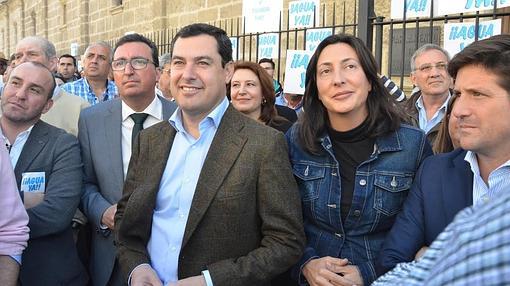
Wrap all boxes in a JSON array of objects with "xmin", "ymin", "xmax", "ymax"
[
  {"xmin": 121, "ymin": 96, "xmax": 163, "ymax": 178},
  {"xmin": 464, "ymin": 151, "xmax": 510, "ymax": 207},
  {"xmin": 0, "ymin": 125, "xmax": 34, "ymax": 167}
]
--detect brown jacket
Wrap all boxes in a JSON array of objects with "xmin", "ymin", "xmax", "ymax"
[{"xmin": 115, "ymin": 105, "xmax": 305, "ymax": 285}]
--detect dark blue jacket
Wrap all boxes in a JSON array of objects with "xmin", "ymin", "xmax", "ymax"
[
  {"xmin": 377, "ymin": 149, "xmax": 473, "ymax": 276},
  {"xmin": 286, "ymin": 124, "xmax": 431, "ymax": 285}
]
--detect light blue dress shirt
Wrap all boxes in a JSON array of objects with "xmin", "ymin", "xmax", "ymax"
[
  {"xmin": 147, "ymin": 97, "xmax": 229, "ymax": 285},
  {"xmin": 464, "ymin": 151, "xmax": 510, "ymax": 207},
  {"xmin": 415, "ymin": 94, "xmax": 450, "ymax": 134}
]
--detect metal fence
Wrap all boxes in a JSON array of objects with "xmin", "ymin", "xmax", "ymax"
[{"xmin": 109, "ymin": 1, "xmax": 510, "ymax": 92}]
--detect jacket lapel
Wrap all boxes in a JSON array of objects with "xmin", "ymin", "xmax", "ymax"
[
  {"xmin": 442, "ymin": 150, "xmax": 473, "ymax": 220},
  {"xmin": 181, "ymin": 106, "xmax": 247, "ymax": 248},
  {"xmin": 105, "ymin": 100, "xmax": 124, "ymax": 188},
  {"xmin": 14, "ymin": 121, "xmax": 50, "ymax": 188}
]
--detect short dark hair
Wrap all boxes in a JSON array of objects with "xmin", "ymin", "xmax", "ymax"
[
  {"xmin": 448, "ymin": 34, "xmax": 510, "ymax": 94},
  {"xmin": 113, "ymin": 33, "xmax": 159, "ymax": 67},
  {"xmin": 171, "ymin": 23, "xmax": 232, "ymax": 67},
  {"xmin": 298, "ymin": 34, "xmax": 403, "ymax": 154},
  {"xmin": 59, "ymin": 54, "xmax": 77, "ymax": 68},
  {"xmin": 258, "ymin": 58, "xmax": 275, "ymax": 69}
]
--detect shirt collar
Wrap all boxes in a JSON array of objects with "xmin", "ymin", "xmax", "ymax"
[
  {"xmin": 121, "ymin": 95, "xmax": 163, "ymax": 122},
  {"xmin": 415, "ymin": 92, "xmax": 451, "ymax": 112},
  {"xmin": 464, "ymin": 150, "xmax": 510, "ymax": 176},
  {"xmin": 0, "ymin": 124, "xmax": 34, "ymax": 145},
  {"xmin": 169, "ymin": 96, "xmax": 229, "ymax": 133}
]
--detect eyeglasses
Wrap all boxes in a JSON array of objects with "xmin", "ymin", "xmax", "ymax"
[
  {"xmin": 415, "ymin": 62, "xmax": 448, "ymax": 73},
  {"xmin": 111, "ymin": 57, "xmax": 155, "ymax": 71}
]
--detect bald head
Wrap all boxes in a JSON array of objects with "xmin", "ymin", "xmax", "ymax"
[{"xmin": 14, "ymin": 36, "xmax": 58, "ymax": 71}]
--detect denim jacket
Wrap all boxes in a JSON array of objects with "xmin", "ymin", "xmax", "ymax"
[{"xmin": 286, "ymin": 124, "xmax": 432, "ymax": 285}]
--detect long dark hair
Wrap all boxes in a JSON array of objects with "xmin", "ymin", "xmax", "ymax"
[
  {"xmin": 298, "ymin": 34, "xmax": 403, "ymax": 154},
  {"xmin": 433, "ymin": 94, "xmax": 458, "ymax": 154}
]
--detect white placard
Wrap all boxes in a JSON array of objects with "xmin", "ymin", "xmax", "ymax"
[
  {"xmin": 243, "ymin": 0, "xmax": 282, "ymax": 33},
  {"xmin": 443, "ymin": 19, "xmax": 501, "ymax": 57},
  {"xmin": 284, "ymin": 50, "xmax": 313, "ymax": 95},
  {"xmin": 21, "ymin": 172, "xmax": 45, "ymax": 193},
  {"xmin": 436, "ymin": 0, "xmax": 510, "ymax": 16},
  {"xmin": 289, "ymin": 0, "xmax": 321, "ymax": 29},
  {"xmin": 230, "ymin": 37, "xmax": 238, "ymax": 61},
  {"xmin": 70, "ymin": 43, "xmax": 79, "ymax": 57},
  {"xmin": 258, "ymin": 33, "xmax": 279, "ymax": 59},
  {"xmin": 391, "ymin": 0, "xmax": 432, "ymax": 19},
  {"xmin": 306, "ymin": 28, "xmax": 333, "ymax": 52}
]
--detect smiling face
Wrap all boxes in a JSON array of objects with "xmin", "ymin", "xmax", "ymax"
[
  {"xmin": 1, "ymin": 62, "xmax": 54, "ymax": 127},
  {"xmin": 316, "ymin": 43, "xmax": 371, "ymax": 130},
  {"xmin": 170, "ymin": 34, "xmax": 233, "ymax": 121},
  {"xmin": 230, "ymin": 68, "xmax": 264, "ymax": 120},
  {"xmin": 411, "ymin": 49, "xmax": 451, "ymax": 99},
  {"xmin": 452, "ymin": 64, "xmax": 510, "ymax": 159}
]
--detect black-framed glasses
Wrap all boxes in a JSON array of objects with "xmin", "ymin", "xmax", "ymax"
[{"xmin": 111, "ymin": 57, "xmax": 154, "ymax": 71}]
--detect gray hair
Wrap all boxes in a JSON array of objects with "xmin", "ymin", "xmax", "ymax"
[
  {"xmin": 85, "ymin": 41, "xmax": 113, "ymax": 62},
  {"xmin": 159, "ymin": 53, "xmax": 171, "ymax": 66},
  {"xmin": 18, "ymin": 36, "xmax": 56, "ymax": 60},
  {"xmin": 410, "ymin": 44, "xmax": 450, "ymax": 72}
]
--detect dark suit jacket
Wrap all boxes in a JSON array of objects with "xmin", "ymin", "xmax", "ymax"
[
  {"xmin": 115, "ymin": 105, "xmax": 305, "ymax": 285},
  {"xmin": 15, "ymin": 120, "xmax": 87, "ymax": 285},
  {"xmin": 79, "ymin": 96, "xmax": 176, "ymax": 286},
  {"xmin": 377, "ymin": 149, "xmax": 473, "ymax": 276}
]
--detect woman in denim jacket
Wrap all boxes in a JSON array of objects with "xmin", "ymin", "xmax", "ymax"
[{"xmin": 286, "ymin": 34, "xmax": 432, "ymax": 286}]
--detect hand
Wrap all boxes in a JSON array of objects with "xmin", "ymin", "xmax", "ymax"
[
  {"xmin": 101, "ymin": 204, "xmax": 117, "ymax": 229},
  {"xmin": 336, "ymin": 265, "xmax": 363, "ymax": 286},
  {"xmin": 24, "ymin": 192, "xmax": 45, "ymax": 209},
  {"xmin": 415, "ymin": 246, "xmax": 429, "ymax": 260},
  {"xmin": 167, "ymin": 275, "xmax": 207, "ymax": 286},
  {"xmin": 302, "ymin": 256, "xmax": 350, "ymax": 286},
  {"xmin": 131, "ymin": 264, "xmax": 163, "ymax": 286}
]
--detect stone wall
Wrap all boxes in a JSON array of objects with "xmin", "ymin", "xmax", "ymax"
[{"xmin": 0, "ymin": 0, "xmax": 383, "ymax": 56}]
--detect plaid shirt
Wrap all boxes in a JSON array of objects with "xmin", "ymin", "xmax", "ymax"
[
  {"xmin": 373, "ymin": 188, "xmax": 510, "ymax": 286},
  {"xmin": 61, "ymin": 78, "xmax": 118, "ymax": 105}
]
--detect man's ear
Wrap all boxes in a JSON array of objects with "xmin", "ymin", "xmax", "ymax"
[
  {"xmin": 49, "ymin": 56, "xmax": 58, "ymax": 72},
  {"xmin": 224, "ymin": 61, "xmax": 234, "ymax": 84},
  {"xmin": 41, "ymin": 98, "xmax": 53, "ymax": 114}
]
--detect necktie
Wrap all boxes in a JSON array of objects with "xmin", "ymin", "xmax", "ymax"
[{"xmin": 130, "ymin": 113, "xmax": 149, "ymax": 146}]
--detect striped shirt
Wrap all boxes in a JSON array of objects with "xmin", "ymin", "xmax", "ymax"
[
  {"xmin": 380, "ymin": 75, "xmax": 406, "ymax": 102},
  {"xmin": 61, "ymin": 78, "xmax": 118, "ymax": 105},
  {"xmin": 372, "ymin": 185, "xmax": 510, "ymax": 286},
  {"xmin": 464, "ymin": 151, "xmax": 510, "ymax": 207}
]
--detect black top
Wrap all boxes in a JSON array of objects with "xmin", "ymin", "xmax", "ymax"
[
  {"xmin": 268, "ymin": 116, "xmax": 293, "ymax": 134},
  {"xmin": 328, "ymin": 119, "xmax": 375, "ymax": 221}
]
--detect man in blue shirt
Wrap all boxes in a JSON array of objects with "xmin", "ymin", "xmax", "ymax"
[
  {"xmin": 404, "ymin": 44, "xmax": 452, "ymax": 145},
  {"xmin": 62, "ymin": 42, "xmax": 118, "ymax": 105},
  {"xmin": 115, "ymin": 23, "xmax": 305, "ymax": 286},
  {"xmin": 378, "ymin": 34, "xmax": 510, "ymax": 281}
]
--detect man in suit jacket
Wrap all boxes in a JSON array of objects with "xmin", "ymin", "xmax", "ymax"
[
  {"xmin": 0, "ymin": 61, "xmax": 87, "ymax": 285},
  {"xmin": 115, "ymin": 23, "xmax": 305, "ymax": 286},
  {"xmin": 377, "ymin": 34, "xmax": 510, "ymax": 277},
  {"xmin": 79, "ymin": 33, "xmax": 177, "ymax": 286}
]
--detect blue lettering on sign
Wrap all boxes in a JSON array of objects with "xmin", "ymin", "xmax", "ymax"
[
  {"xmin": 465, "ymin": 0, "xmax": 507, "ymax": 9},
  {"xmin": 406, "ymin": 0, "xmax": 428, "ymax": 12},
  {"xmin": 449, "ymin": 23, "xmax": 495, "ymax": 40},
  {"xmin": 290, "ymin": 2, "xmax": 315, "ymax": 14},
  {"xmin": 308, "ymin": 30, "xmax": 332, "ymax": 41},
  {"xmin": 260, "ymin": 47, "xmax": 273, "ymax": 58},
  {"xmin": 28, "ymin": 183, "xmax": 42, "ymax": 192},
  {"xmin": 290, "ymin": 53, "xmax": 310, "ymax": 69},
  {"xmin": 259, "ymin": 35, "xmax": 277, "ymax": 46},
  {"xmin": 300, "ymin": 71, "xmax": 306, "ymax": 88},
  {"xmin": 294, "ymin": 15, "xmax": 312, "ymax": 26}
]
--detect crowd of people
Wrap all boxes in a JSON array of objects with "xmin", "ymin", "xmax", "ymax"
[{"xmin": 0, "ymin": 22, "xmax": 509, "ymax": 286}]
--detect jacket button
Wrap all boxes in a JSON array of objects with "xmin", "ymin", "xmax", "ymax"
[
  {"xmin": 334, "ymin": 233, "xmax": 343, "ymax": 238},
  {"xmin": 353, "ymin": 210, "xmax": 361, "ymax": 217},
  {"xmin": 359, "ymin": 179, "xmax": 367, "ymax": 186}
]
